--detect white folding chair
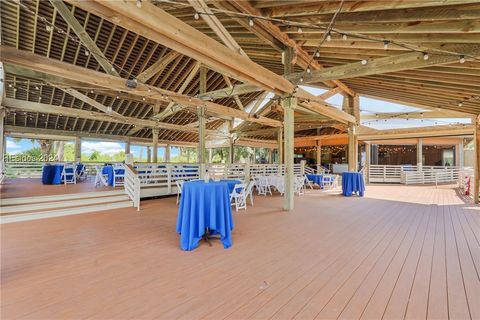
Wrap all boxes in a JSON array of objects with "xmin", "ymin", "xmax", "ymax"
[
  {"xmin": 62, "ymin": 163, "xmax": 77, "ymax": 185},
  {"xmin": 113, "ymin": 165, "xmax": 125, "ymax": 187},
  {"xmin": 175, "ymin": 180, "xmax": 184, "ymax": 205},
  {"xmin": 258, "ymin": 176, "xmax": 272, "ymax": 196},
  {"xmin": 304, "ymin": 175, "xmax": 314, "ymax": 190},
  {"xmin": 230, "ymin": 183, "xmax": 247, "ymax": 212},
  {"xmin": 75, "ymin": 164, "xmax": 87, "ymax": 182},
  {"xmin": 94, "ymin": 166, "xmax": 108, "ymax": 187},
  {"xmin": 245, "ymin": 180, "xmax": 255, "ymax": 206},
  {"xmin": 294, "ymin": 176, "xmax": 305, "ymax": 196}
]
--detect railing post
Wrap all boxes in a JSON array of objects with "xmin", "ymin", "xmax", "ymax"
[
  {"xmin": 167, "ymin": 166, "xmax": 172, "ymax": 194},
  {"xmin": 245, "ymin": 161, "xmax": 250, "ymax": 182}
]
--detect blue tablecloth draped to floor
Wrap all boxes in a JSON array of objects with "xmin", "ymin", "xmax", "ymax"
[
  {"xmin": 42, "ymin": 163, "xmax": 84, "ymax": 185},
  {"xmin": 176, "ymin": 180, "xmax": 238, "ymax": 251},
  {"xmin": 342, "ymin": 172, "xmax": 365, "ymax": 197},
  {"xmin": 102, "ymin": 166, "xmax": 125, "ymax": 186},
  {"xmin": 306, "ymin": 174, "xmax": 323, "ymax": 186},
  {"xmin": 42, "ymin": 164, "xmax": 64, "ymax": 185}
]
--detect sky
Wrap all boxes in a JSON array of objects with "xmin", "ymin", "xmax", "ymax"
[{"xmin": 6, "ymin": 88, "xmax": 471, "ymax": 154}]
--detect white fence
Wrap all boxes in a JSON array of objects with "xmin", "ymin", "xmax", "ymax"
[
  {"xmin": 369, "ymin": 164, "xmax": 461, "ymax": 185},
  {"xmin": 3, "ymin": 161, "xmax": 109, "ymax": 178}
]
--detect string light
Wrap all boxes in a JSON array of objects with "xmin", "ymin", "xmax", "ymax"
[
  {"xmin": 84, "ymin": 50, "xmax": 90, "ymax": 56},
  {"xmin": 306, "ymin": 67, "xmax": 311, "ymax": 73},
  {"xmin": 458, "ymin": 102, "xmax": 463, "ymax": 107},
  {"xmin": 342, "ymin": 34, "xmax": 347, "ymax": 40},
  {"xmin": 383, "ymin": 40, "xmax": 389, "ymax": 50},
  {"xmin": 194, "ymin": 12, "xmax": 199, "ymax": 20},
  {"xmin": 361, "ymin": 59, "xmax": 368, "ymax": 65},
  {"xmin": 459, "ymin": 55, "xmax": 466, "ymax": 63},
  {"xmin": 326, "ymin": 33, "xmax": 332, "ymax": 41},
  {"xmin": 315, "ymin": 51, "xmax": 320, "ymax": 58},
  {"xmin": 248, "ymin": 17, "xmax": 254, "ymax": 27},
  {"xmin": 136, "ymin": 0, "xmax": 142, "ymax": 8},
  {"xmin": 423, "ymin": 53, "xmax": 429, "ymax": 60},
  {"xmin": 297, "ymin": 27, "xmax": 302, "ymax": 33}
]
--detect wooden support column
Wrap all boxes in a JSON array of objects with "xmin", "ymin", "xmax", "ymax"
[
  {"xmin": 474, "ymin": 119, "xmax": 480, "ymax": 204},
  {"xmin": 283, "ymin": 46, "xmax": 295, "ymax": 211},
  {"xmin": 283, "ymin": 94, "xmax": 296, "ymax": 211},
  {"xmin": 316, "ymin": 140, "xmax": 322, "ymax": 172},
  {"xmin": 277, "ymin": 127, "xmax": 283, "ymax": 164},
  {"xmin": 74, "ymin": 136, "xmax": 82, "ymax": 163},
  {"xmin": 456, "ymin": 140, "xmax": 464, "ymax": 167},
  {"xmin": 343, "ymin": 94, "xmax": 359, "ymax": 172},
  {"xmin": 417, "ymin": 138, "xmax": 423, "ymax": 171},
  {"xmin": 365, "ymin": 142, "xmax": 371, "ymax": 183},
  {"xmin": 147, "ymin": 147, "xmax": 151, "ymax": 163},
  {"xmin": 347, "ymin": 125, "xmax": 357, "ymax": 172},
  {"xmin": 198, "ymin": 66, "xmax": 207, "ymax": 177},
  {"xmin": 0, "ymin": 108, "xmax": 5, "ymax": 163},
  {"xmin": 268, "ymin": 148, "xmax": 273, "ymax": 164},
  {"xmin": 208, "ymin": 148, "xmax": 213, "ymax": 163},
  {"xmin": 165, "ymin": 145, "xmax": 170, "ymax": 162},
  {"xmin": 125, "ymin": 141, "xmax": 131, "ymax": 154},
  {"xmin": 152, "ymin": 128, "xmax": 159, "ymax": 163}
]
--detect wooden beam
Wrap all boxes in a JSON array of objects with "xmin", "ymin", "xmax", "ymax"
[
  {"xmin": 4, "ymin": 125, "xmax": 198, "ymax": 146},
  {"xmin": 265, "ymin": 1, "xmax": 475, "ymax": 17},
  {"xmin": 318, "ymin": 87, "xmax": 343, "ymax": 100},
  {"xmin": 196, "ymin": 83, "xmax": 262, "ymax": 100},
  {"xmin": 2, "ymin": 98, "xmax": 218, "ymax": 135},
  {"xmin": 67, "ymin": 0, "xmax": 293, "ymax": 94},
  {"xmin": 222, "ymin": 75, "xmax": 244, "ymax": 110},
  {"xmin": 215, "ymin": 0, "xmax": 355, "ymax": 96},
  {"xmin": 1, "ymin": 46, "xmax": 281, "ymax": 127},
  {"xmin": 187, "ymin": 0, "xmax": 248, "ymax": 57},
  {"xmin": 289, "ymin": 49, "xmax": 480, "ymax": 83},
  {"xmin": 136, "ymin": 51, "xmax": 180, "ymax": 83},
  {"xmin": 49, "ymin": 0, "xmax": 119, "ymax": 76},
  {"xmin": 357, "ymin": 124, "xmax": 474, "ymax": 140},
  {"xmin": 361, "ymin": 110, "xmax": 472, "ymax": 120}
]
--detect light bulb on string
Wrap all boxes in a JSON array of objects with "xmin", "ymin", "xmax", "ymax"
[
  {"xmin": 342, "ymin": 34, "xmax": 347, "ymax": 40},
  {"xmin": 84, "ymin": 50, "xmax": 90, "ymax": 56},
  {"xmin": 326, "ymin": 33, "xmax": 331, "ymax": 41},
  {"xmin": 423, "ymin": 52, "xmax": 429, "ymax": 60},
  {"xmin": 361, "ymin": 59, "xmax": 368, "ymax": 65},
  {"xmin": 136, "ymin": 0, "xmax": 142, "ymax": 8},
  {"xmin": 315, "ymin": 51, "xmax": 320, "ymax": 58},
  {"xmin": 306, "ymin": 67, "xmax": 311, "ymax": 73},
  {"xmin": 459, "ymin": 55, "xmax": 466, "ymax": 63},
  {"xmin": 383, "ymin": 41, "xmax": 389, "ymax": 50},
  {"xmin": 297, "ymin": 27, "xmax": 302, "ymax": 33},
  {"xmin": 248, "ymin": 17, "xmax": 254, "ymax": 27},
  {"xmin": 194, "ymin": 12, "xmax": 200, "ymax": 20}
]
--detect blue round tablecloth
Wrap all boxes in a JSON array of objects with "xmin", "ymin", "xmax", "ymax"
[
  {"xmin": 102, "ymin": 166, "xmax": 125, "ymax": 186},
  {"xmin": 176, "ymin": 180, "xmax": 239, "ymax": 251},
  {"xmin": 42, "ymin": 164, "xmax": 64, "ymax": 185},
  {"xmin": 342, "ymin": 172, "xmax": 365, "ymax": 197},
  {"xmin": 306, "ymin": 174, "xmax": 323, "ymax": 186},
  {"xmin": 42, "ymin": 164, "xmax": 83, "ymax": 185}
]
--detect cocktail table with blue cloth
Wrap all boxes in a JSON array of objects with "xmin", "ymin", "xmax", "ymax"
[
  {"xmin": 102, "ymin": 165, "xmax": 125, "ymax": 186},
  {"xmin": 342, "ymin": 172, "xmax": 365, "ymax": 197},
  {"xmin": 176, "ymin": 179, "xmax": 239, "ymax": 251},
  {"xmin": 42, "ymin": 163, "xmax": 84, "ymax": 185},
  {"xmin": 306, "ymin": 174, "xmax": 323, "ymax": 186},
  {"xmin": 42, "ymin": 164, "xmax": 64, "ymax": 185}
]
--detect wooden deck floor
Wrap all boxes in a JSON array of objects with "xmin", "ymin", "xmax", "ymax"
[
  {"xmin": 0, "ymin": 178, "xmax": 115, "ymax": 199},
  {"xmin": 1, "ymin": 185, "xmax": 479, "ymax": 319}
]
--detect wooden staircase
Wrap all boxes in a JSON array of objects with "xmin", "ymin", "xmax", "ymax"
[{"xmin": 0, "ymin": 190, "xmax": 133, "ymax": 224}]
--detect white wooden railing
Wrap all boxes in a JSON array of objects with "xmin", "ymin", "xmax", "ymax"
[
  {"xmin": 3, "ymin": 161, "xmax": 114, "ymax": 178},
  {"xmin": 124, "ymin": 164, "xmax": 141, "ymax": 211},
  {"xmin": 369, "ymin": 164, "xmax": 462, "ymax": 185}
]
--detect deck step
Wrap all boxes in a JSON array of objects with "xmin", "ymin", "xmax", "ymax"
[
  {"xmin": 0, "ymin": 190, "xmax": 125, "ymax": 206},
  {"xmin": 1, "ymin": 195, "xmax": 131, "ymax": 214},
  {"xmin": 0, "ymin": 201, "xmax": 133, "ymax": 224}
]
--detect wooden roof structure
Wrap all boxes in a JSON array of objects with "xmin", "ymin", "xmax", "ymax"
[{"xmin": 1, "ymin": 0, "xmax": 479, "ymax": 144}]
